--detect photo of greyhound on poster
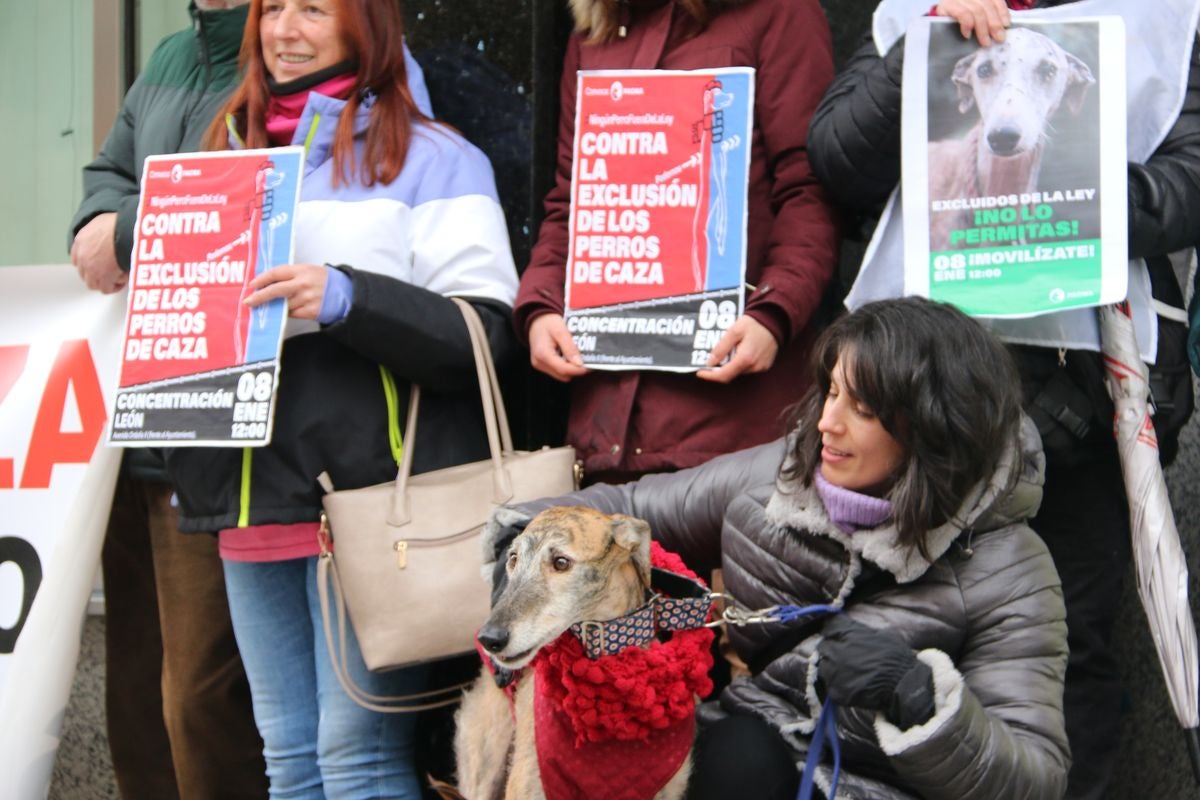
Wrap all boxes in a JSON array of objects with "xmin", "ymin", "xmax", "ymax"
[{"xmin": 925, "ymin": 22, "xmax": 1101, "ymax": 251}]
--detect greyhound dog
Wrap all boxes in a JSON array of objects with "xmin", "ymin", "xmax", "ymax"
[
  {"xmin": 928, "ymin": 27, "xmax": 1095, "ymax": 249},
  {"xmin": 447, "ymin": 506, "xmax": 692, "ymax": 800}
]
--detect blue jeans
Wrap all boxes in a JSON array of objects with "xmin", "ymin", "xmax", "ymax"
[{"xmin": 223, "ymin": 557, "xmax": 428, "ymax": 800}]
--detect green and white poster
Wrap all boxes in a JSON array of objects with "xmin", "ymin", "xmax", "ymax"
[{"xmin": 901, "ymin": 17, "xmax": 1127, "ymax": 317}]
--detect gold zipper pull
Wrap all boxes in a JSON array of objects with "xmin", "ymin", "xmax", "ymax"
[
  {"xmin": 394, "ymin": 540, "xmax": 408, "ymax": 569},
  {"xmin": 317, "ymin": 512, "xmax": 331, "ymax": 557}
]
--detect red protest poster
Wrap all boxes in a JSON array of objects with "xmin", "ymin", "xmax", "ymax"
[
  {"xmin": 108, "ymin": 146, "xmax": 304, "ymax": 446},
  {"xmin": 565, "ymin": 68, "xmax": 754, "ymax": 371}
]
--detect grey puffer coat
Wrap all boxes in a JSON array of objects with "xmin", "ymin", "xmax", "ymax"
[{"xmin": 499, "ymin": 419, "xmax": 1069, "ymax": 799}]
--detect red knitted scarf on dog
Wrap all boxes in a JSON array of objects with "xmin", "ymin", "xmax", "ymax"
[{"xmin": 533, "ymin": 543, "xmax": 715, "ymax": 800}]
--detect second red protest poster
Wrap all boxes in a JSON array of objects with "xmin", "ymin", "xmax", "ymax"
[{"xmin": 565, "ymin": 68, "xmax": 754, "ymax": 371}]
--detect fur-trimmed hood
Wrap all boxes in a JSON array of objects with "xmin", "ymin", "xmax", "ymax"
[{"xmin": 765, "ymin": 415, "xmax": 1045, "ymax": 583}]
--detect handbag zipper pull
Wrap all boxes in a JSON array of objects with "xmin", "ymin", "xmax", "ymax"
[
  {"xmin": 318, "ymin": 512, "xmax": 331, "ymax": 557},
  {"xmin": 394, "ymin": 540, "xmax": 408, "ymax": 569}
]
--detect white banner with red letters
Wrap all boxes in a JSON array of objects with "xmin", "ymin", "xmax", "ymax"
[{"xmin": 0, "ymin": 264, "xmax": 124, "ymax": 797}]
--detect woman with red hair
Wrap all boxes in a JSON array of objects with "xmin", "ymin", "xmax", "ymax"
[{"xmin": 165, "ymin": 0, "xmax": 519, "ymax": 796}]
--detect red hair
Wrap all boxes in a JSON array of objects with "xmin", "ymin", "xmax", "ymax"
[{"xmin": 202, "ymin": 0, "xmax": 422, "ymax": 187}]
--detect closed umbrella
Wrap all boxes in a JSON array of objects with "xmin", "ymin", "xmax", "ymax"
[{"xmin": 1098, "ymin": 300, "xmax": 1200, "ymax": 781}]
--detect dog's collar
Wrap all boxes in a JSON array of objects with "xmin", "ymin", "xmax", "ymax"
[{"xmin": 569, "ymin": 567, "xmax": 713, "ymax": 659}]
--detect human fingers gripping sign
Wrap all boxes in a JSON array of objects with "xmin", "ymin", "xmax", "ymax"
[
  {"xmin": 936, "ymin": 0, "xmax": 1012, "ymax": 47},
  {"xmin": 244, "ymin": 263, "xmax": 328, "ymax": 320},
  {"xmin": 70, "ymin": 212, "xmax": 128, "ymax": 294},
  {"xmin": 697, "ymin": 314, "xmax": 778, "ymax": 384},
  {"xmin": 528, "ymin": 313, "xmax": 588, "ymax": 382}
]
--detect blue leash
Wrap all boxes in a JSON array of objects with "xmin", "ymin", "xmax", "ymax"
[
  {"xmin": 736, "ymin": 603, "xmax": 843, "ymax": 800},
  {"xmin": 713, "ymin": 600, "xmax": 844, "ymax": 799},
  {"xmin": 772, "ymin": 605, "xmax": 842, "ymax": 800},
  {"xmin": 769, "ymin": 603, "xmax": 843, "ymax": 624},
  {"xmin": 798, "ymin": 697, "xmax": 841, "ymax": 800}
]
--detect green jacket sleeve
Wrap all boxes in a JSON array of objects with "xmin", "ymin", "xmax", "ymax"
[{"xmin": 68, "ymin": 79, "xmax": 147, "ymax": 270}]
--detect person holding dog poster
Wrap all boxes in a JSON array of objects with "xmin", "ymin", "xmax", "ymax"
[
  {"xmin": 902, "ymin": 18, "xmax": 1127, "ymax": 317},
  {"xmin": 514, "ymin": 0, "xmax": 839, "ymax": 485},
  {"xmin": 806, "ymin": 0, "xmax": 1200, "ymax": 796}
]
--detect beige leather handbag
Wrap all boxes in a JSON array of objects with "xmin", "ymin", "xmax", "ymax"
[{"xmin": 316, "ymin": 298, "xmax": 576, "ymax": 711}]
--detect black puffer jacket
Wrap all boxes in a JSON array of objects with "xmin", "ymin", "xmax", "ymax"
[
  {"xmin": 808, "ymin": 7, "xmax": 1200, "ymax": 461},
  {"xmin": 496, "ymin": 420, "xmax": 1069, "ymax": 800},
  {"xmin": 808, "ymin": 6, "xmax": 1200, "ymax": 257}
]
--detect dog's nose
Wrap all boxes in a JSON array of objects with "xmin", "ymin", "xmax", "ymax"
[
  {"xmin": 477, "ymin": 624, "xmax": 510, "ymax": 654},
  {"xmin": 987, "ymin": 126, "xmax": 1022, "ymax": 156}
]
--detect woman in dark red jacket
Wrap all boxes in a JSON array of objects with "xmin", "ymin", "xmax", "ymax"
[{"xmin": 516, "ymin": 0, "xmax": 840, "ymax": 483}]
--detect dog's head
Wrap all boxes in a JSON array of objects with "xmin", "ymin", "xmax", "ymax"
[
  {"xmin": 952, "ymin": 27, "xmax": 1095, "ymax": 156},
  {"xmin": 477, "ymin": 506, "xmax": 652, "ymax": 670}
]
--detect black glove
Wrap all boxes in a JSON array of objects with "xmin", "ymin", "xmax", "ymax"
[{"xmin": 817, "ymin": 615, "xmax": 935, "ymax": 730}]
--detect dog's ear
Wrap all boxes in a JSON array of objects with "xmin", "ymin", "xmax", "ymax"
[
  {"xmin": 610, "ymin": 514, "xmax": 652, "ymax": 586},
  {"xmin": 953, "ymin": 52, "xmax": 978, "ymax": 113},
  {"xmin": 1063, "ymin": 52, "xmax": 1096, "ymax": 115}
]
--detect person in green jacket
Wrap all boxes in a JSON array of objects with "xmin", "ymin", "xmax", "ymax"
[{"xmin": 68, "ymin": 4, "xmax": 268, "ymax": 798}]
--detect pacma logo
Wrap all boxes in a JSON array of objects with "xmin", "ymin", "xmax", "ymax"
[
  {"xmin": 583, "ymin": 81, "xmax": 646, "ymax": 100},
  {"xmin": 170, "ymin": 163, "xmax": 202, "ymax": 183},
  {"xmin": 610, "ymin": 80, "xmax": 645, "ymax": 100},
  {"xmin": 147, "ymin": 164, "xmax": 202, "ymax": 182}
]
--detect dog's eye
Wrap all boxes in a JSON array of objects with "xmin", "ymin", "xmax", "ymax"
[
  {"xmin": 976, "ymin": 61, "xmax": 994, "ymax": 79},
  {"xmin": 1035, "ymin": 62, "xmax": 1058, "ymax": 82},
  {"xmin": 506, "ymin": 552, "xmax": 518, "ymax": 570},
  {"xmin": 551, "ymin": 555, "xmax": 573, "ymax": 572}
]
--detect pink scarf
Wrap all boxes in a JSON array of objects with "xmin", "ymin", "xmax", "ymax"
[{"xmin": 265, "ymin": 71, "xmax": 358, "ymax": 146}]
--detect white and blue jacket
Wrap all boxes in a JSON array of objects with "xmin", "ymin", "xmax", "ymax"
[{"xmin": 166, "ymin": 91, "xmax": 520, "ymax": 533}]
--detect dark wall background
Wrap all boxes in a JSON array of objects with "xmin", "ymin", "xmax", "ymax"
[
  {"xmin": 398, "ymin": 4, "xmax": 1200, "ymax": 798},
  {"xmin": 404, "ymin": 0, "xmax": 573, "ymax": 449}
]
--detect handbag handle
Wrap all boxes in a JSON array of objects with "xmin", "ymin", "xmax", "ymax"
[
  {"xmin": 388, "ymin": 298, "xmax": 514, "ymax": 525},
  {"xmin": 455, "ymin": 296, "xmax": 515, "ymax": 453},
  {"xmin": 316, "ymin": 550, "xmax": 472, "ymax": 713}
]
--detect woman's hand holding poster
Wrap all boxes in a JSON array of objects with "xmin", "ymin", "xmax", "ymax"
[
  {"xmin": 901, "ymin": 17, "xmax": 1126, "ymax": 316},
  {"xmin": 565, "ymin": 68, "xmax": 754, "ymax": 371}
]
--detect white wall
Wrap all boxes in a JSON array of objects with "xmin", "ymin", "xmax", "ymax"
[
  {"xmin": 0, "ymin": 0, "xmax": 95, "ymax": 266},
  {"xmin": 137, "ymin": 0, "xmax": 191, "ymax": 70},
  {"xmin": 0, "ymin": 0, "xmax": 200, "ymax": 267}
]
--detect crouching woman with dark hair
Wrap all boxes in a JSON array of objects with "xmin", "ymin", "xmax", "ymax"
[{"xmin": 486, "ymin": 296, "xmax": 1069, "ymax": 800}]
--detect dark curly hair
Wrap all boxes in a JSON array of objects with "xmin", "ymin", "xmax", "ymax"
[{"xmin": 780, "ymin": 296, "xmax": 1023, "ymax": 557}]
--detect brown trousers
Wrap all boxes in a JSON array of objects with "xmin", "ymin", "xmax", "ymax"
[{"xmin": 101, "ymin": 475, "xmax": 267, "ymax": 800}]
